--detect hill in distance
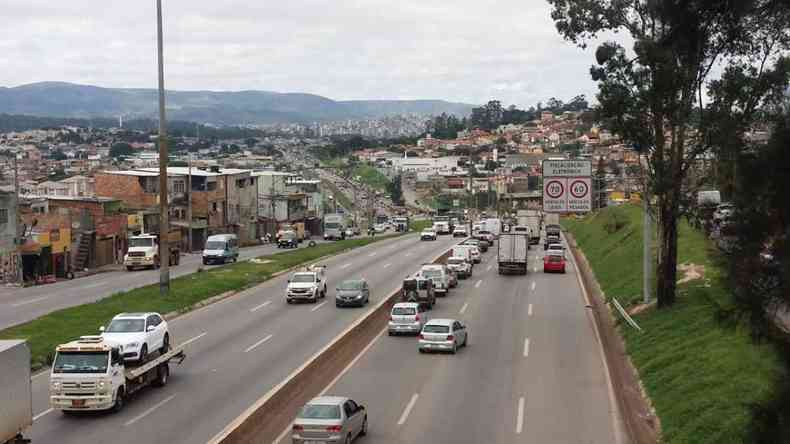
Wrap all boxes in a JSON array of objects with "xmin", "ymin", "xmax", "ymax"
[{"xmin": 0, "ymin": 82, "xmax": 475, "ymax": 125}]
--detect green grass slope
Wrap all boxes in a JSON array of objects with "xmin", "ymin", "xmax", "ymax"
[{"xmin": 563, "ymin": 205, "xmax": 782, "ymax": 444}]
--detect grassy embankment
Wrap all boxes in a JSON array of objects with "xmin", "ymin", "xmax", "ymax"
[
  {"xmin": 351, "ymin": 164, "xmax": 390, "ymax": 191},
  {"xmin": 321, "ymin": 179, "xmax": 354, "ymax": 211},
  {"xmin": 1, "ymin": 236, "xmax": 401, "ymax": 370},
  {"xmin": 563, "ymin": 205, "xmax": 782, "ymax": 444}
]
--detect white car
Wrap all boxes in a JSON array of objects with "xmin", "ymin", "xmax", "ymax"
[
  {"xmin": 286, "ymin": 266, "xmax": 328, "ymax": 303},
  {"xmin": 445, "ymin": 256, "xmax": 472, "ymax": 279},
  {"xmin": 546, "ymin": 243, "xmax": 565, "ymax": 257},
  {"xmin": 418, "ymin": 318, "xmax": 468, "ymax": 354},
  {"xmin": 421, "ymin": 229, "xmax": 437, "ymax": 241},
  {"xmin": 452, "ymin": 227, "xmax": 468, "ymax": 238},
  {"xmin": 418, "ymin": 264, "xmax": 451, "ymax": 296},
  {"xmin": 100, "ymin": 312, "xmax": 169, "ymax": 363},
  {"xmin": 388, "ymin": 302, "xmax": 428, "ymax": 335}
]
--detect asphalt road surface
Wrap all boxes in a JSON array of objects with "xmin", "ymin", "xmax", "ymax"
[
  {"xmin": 26, "ymin": 234, "xmax": 459, "ymax": 444},
  {"xmin": 0, "ymin": 239, "xmax": 334, "ymax": 330},
  {"xmin": 292, "ymin": 239, "xmax": 620, "ymax": 443}
]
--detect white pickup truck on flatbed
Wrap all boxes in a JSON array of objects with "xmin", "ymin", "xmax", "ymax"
[{"xmin": 49, "ymin": 336, "xmax": 186, "ymax": 413}]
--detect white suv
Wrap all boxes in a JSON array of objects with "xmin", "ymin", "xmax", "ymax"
[
  {"xmin": 446, "ymin": 256, "xmax": 472, "ymax": 279},
  {"xmin": 286, "ymin": 266, "xmax": 328, "ymax": 304},
  {"xmin": 100, "ymin": 312, "xmax": 169, "ymax": 363}
]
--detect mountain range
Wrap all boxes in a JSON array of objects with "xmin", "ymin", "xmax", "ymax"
[{"xmin": 0, "ymin": 82, "xmax": 475, "ymax": 125}]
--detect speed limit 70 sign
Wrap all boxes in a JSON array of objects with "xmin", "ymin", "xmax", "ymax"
[{"xmin": 542, "ymin": 160, "xmax": 592, "ymax": 213}]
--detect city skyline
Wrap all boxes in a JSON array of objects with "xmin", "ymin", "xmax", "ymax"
[{"xmin": 3, "ymin": 0, "xmax": 621, "ymax": 108}]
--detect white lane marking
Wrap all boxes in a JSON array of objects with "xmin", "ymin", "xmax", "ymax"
[
  {"xmin": 475, "ymin": 279, "xmax": 482, "ymax": 289},
  {"xmin": 181, "ymin": 332, "xmax": 207, "ymax": 348},
  {"xmin": 311, "ymin": 301, "xmax": 328, "ymax": 312},
  {"xmin": 406, "ymin": 252, "xmax": 413, "ymax": 257},
  {"xmin": 368, "ymin": 252, "xmax": 377, "ymax": 257},
  {"xmin": 523, "ymin": 338, "xmax": 530, "ymax": 357},
  {"xmin": 83, "ymin": 282, "xmax": 104, "ymax": 289},
  {"xmin": 124, "ymin": 395, "xmax": 176, "ymax": 426},
  {"xmin": 33, "ymin": 408, "xmax": 53, "ymax": 421},
  {"xmin": 273, "ymin": 329, "xmax": 388, "ymax": 444},
  {"xmin": 397, "ymin": 393, "xmax": 420, "ymax": 426},
  {"xmin": 528, "ymin": 304, "xmax": 533, "ymax": 316},
  {"xmin": 534, "ymin": 265, "xmax": 538, "ymax": 272},
  {"xmin": 250, "ymin": 300, "xmax": 272, "ymax": 312},
  {"xmin": 487, "ymin": 264, "xmax": 493, "ymax": 272},
  {"xmin": 11, "ymin": 296, "xmax": 50, "ymax": 307},
  {"xmin": 516, "ymin": 397, "xmax": 525, "ymax": 434},
  {"xmin": 244, "ymin": 334, "xmax": 274, "ymax": 353},
  {"xmin": 530, "ymin": 281, "xmax": 536, "ymax": 291},
  {"xmin": 341, "ymin": 263, "xmax": 351, "ymax": 269},
  {"xmin": 459, "ymin": 302, "xmax": 468, "ymax": 314},
  {"xmin": 383, "ymin": 263, "xmax": 391, "ymax": 268}
]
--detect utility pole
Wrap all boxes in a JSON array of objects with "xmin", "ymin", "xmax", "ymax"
[
  {"xmin": 156, "ymin": 0, "xmax": 170, "ymax": 295},
  {"xmin": 12, "ymin": 156, "xmax": 21, "ymax": 286},
  {"xmin": 643, "ymin": 192, "xmax": 651, "ymax": 304}
]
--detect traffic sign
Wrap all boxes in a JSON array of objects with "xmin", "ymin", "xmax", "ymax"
[{"xmin": 542, "ymin": 160, "xmax": 592, "ymax": 213}]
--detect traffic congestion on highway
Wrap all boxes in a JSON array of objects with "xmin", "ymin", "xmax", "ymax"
[{"xmin": 2, "ymin": 210, "xmax": 616, "ymax": 444}]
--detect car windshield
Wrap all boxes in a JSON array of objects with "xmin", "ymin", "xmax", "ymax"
[
  {"xmin": 129, "ymin": 238, "xmax": 154, "ymax": 248},
  {"xmin": 299, "ymin": 404, "xmax": 341, "ymax": 419},
  {"xmin": 106, "ymin": 318, "xmax": 145, "ymax": 333},
  {"xmin": 291, "ymin": 274, "xmax": 316, "ymax": 283},
  {"xmin": 392, "ymin": 306, "xmax": 417, "ymax": 315},
  {"xmin": 338, "ymin": 280, "xmax": 362, "ymax": 290},
  {"xmin": 549, "ymin": 256, "xmax": 564, "ymax": 263},
  {"xmin": 53, "ymin": 351, "xmax": 109, "ymax": 374},
  {"xmin": 549, "ymin": 245, "xmax": 563, "ymax": 249},
  {"xmin": 325, "ymin": 222, "xmax": 340, "ymax": 229},
  {"xmin": 422, "ymin": 269, "xmax": 441, "ymax": 278},
  {"xmin": 423, "ymin": 324, "xmax": 450, "ymax": 333},
  {"xmin": 205, "ymin": 241, "xmax": 226, "ymax": 250}
]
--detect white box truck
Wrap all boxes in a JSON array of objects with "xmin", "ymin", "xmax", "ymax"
[
  {"xmin": 517, "ymin": 210, "xmax": 541, "ymax": 245},
  {"xmin": 1, "ymin": 340, "xmax": 31, "ymax": 444},
  {"xmin": 498, "ymin": 232, "xmax": 529, "ymax": 275},
  {"xmin": 323, "ymin": 213, "xmax": 349, "ymax": 240}
]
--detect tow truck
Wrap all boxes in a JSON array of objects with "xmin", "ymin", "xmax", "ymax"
[{"xmin": 49, "ymin": 336, "xmax": 186, "ymax": 413}]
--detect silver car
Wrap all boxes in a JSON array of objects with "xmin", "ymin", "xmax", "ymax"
[
  {"xmin": 388, "ymin": 302, "xmax": 428, "ymax": 335},
  {"xmin": 292, "ymin": 396, "xmax": 368, "ymax": 444},
  {"xmin": 418, "ymin": 318, "xmax": 468, "ymax": 354}
]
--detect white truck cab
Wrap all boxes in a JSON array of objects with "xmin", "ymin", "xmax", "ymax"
[{"xmin": 124, "ymin": 233, "xmax": 180, "ymax": 271}]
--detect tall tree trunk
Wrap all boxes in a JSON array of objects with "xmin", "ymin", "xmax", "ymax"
[{"xmin": 656, "ymin": 194, "xmax": 678, "ymax": 307}]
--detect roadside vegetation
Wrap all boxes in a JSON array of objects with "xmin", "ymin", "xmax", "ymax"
[
  {"xmin": 320, "ymin": 179, "xmax": 354, "ymax": 211},
  {"xmin": 0, "ymin": 235, "xmax": 403, "ymax": 371},
  {"xmin": 563, "ymin": 205, "xmax": 783, "ymax": 444},
  {"xmin": 351, "ymin": 164, "xmax": 390, "ymax": 191}
]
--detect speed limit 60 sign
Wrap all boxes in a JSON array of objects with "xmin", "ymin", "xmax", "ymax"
[{"xmin": 542, "ymin": 160, "xmax": 592, "ymax": 213}]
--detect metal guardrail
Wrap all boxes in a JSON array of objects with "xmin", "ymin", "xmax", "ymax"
[{"xmin": 612, "ymin": 297, "xmax": 643, "ymax": 332}]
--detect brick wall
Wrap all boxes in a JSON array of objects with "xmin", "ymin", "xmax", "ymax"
[{"xmin": 95, "ymin": 173, "xmax": 158, "ymax": 210}]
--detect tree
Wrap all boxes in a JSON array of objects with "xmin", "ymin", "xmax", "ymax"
[
  {"xmin": 485, "ymin": 159, "xmax": 499, "ymax": 171},
  {"xmin": 469, "ymin": 100, "xmax": 505, "ymax": 130},
  {"xmin": 387, "ymin": 175, "xmax": 404, "ymax": 206},
  {"xmin": 49, "ymin": 150, "xmax": 67, "ymax": 161},
  {"xmin": 110, "ymin": 142, "xmax": 134, "ymax": 158},
  {"xmin": 245, "ymin": 137, "xmax": 258, "ymax": 148},
  {"xmin": 548, "ymin": 0, "xmax": 790, "ymax": 308},
  {"xmin": 594, "ymin": 157, "xmax": 607, "ymax": 209}
]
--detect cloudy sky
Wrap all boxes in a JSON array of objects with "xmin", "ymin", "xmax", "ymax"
[{"xmin": 2, "ymin": 0, "xmax": 619, "ymax": 107}]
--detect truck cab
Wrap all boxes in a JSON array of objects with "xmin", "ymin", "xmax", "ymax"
[{"xmin": 124, "ymin": 234, "xmax": 180, "ymax": 271}]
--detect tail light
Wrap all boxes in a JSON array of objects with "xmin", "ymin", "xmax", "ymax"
[
  {"xmin": 390, "ymin": 316, "xmax": 394, "ymax": 321},
  {"xmin": 418, "ymin": 334, "xmax": 425, "ymax": 339},
  {"xmin": 447, "ymin": 335, "xmax": 454, "ymax": 341},
  {"xmin": 415, "ymin": 314, "xmax": 420, "ymax": 321},
  {"xmin": 326, "ymin": 425, "xmax": 343, "ymax": 433},
  {"xmin": 292, "ymin": 425, "xmax": 304, "ymax": 431}
]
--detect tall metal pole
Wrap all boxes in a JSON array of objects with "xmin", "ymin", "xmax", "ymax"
[
  {"xmin": 643, "ymin": 194, "xmax": 651, "ymax": 304},
  {"xmin": 12, "ymin": 156, "xmax": 21, "ymax": 286},
  {"xmin": 156, "ymin": 0, "xmax": 170, "ymax": 295}
]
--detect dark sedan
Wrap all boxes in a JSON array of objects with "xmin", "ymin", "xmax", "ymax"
[{"xmin": 335, "ymin": 279, "xmax": 370, "ymax": 307}]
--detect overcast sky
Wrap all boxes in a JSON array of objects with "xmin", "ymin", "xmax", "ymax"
[{"xmin": 2, "ymin": 0, "xmax": 620, "ymax": 107}]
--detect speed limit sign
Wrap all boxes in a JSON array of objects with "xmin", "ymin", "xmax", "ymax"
[{"xmin": 542, "ymin": 160, "xmax": 592, "ymax": 213}]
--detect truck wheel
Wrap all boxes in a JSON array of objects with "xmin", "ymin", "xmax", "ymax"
[
  {"xmin": 126, "ymin": 266, "xmax": 134, "ymax": 272},
  {"xmin": 152, "ymin": 364, "xmax": 169, "ymax": 388},
  {"xmin": 112, "ymin": 387, "xmax": 126, "ymax": 413},
  {"xmin": 154, "ymin": 256, "xmax": 160, "ymax": 269}
]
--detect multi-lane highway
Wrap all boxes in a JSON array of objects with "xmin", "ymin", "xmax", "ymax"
[
  {"xmin": 27, "ymin": 234, "xmax": 459, "ymax": 444},
  {"xmin": 279, "ymin": 238, "xmax": 621, "ymax": 443},
  {"xmin": 0, "ymin": 239, "xmax": 330, "ymax": 330}
]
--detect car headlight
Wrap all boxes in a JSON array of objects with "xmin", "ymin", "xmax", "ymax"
[
  {"xmin": 51, "ymin": 380, "xmax": 61, "ymax": 391},
  {"xmin": 127, "ymin": 342, "xmax": 140, "ymax": 349}
]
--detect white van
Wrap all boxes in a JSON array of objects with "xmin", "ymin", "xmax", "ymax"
[{"xmin": 202, "ymin": 234, "xmax": 239, "ymax": 265}]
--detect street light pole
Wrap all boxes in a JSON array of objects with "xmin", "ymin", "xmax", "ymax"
[{"xmin": 156, "ymin": 0, "xmax": 170, "ymax": 295}]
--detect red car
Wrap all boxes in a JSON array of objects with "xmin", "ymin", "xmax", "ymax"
[{"xmin": 543, "ymin": 254, "xmax": 566, "ymax": 273}]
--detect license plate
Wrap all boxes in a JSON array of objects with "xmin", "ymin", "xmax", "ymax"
[
  {"xmin": 305, "ymin": 441, "xmax": 327, "ymax": 444},
  {"xmin": 71, "ymin": 399, "xmax": 86, "ymax": 407}
]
